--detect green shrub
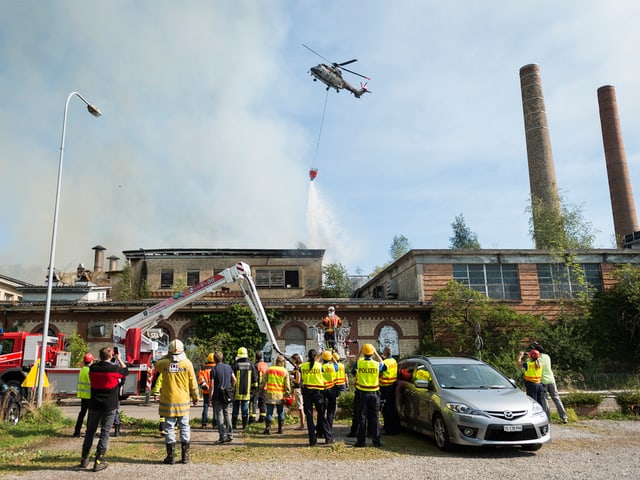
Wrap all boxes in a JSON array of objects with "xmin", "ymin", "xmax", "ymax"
[
  {"xmin": 336, "ymin": 390, "xmax": 355, "ymax": 419},
  {"xmin": 615, "ymin": 390, "xmax": 640, "ymax": 413},
  {"xmin": 562, "ymin": 391, "xmax": 604, "ymax": 407}
]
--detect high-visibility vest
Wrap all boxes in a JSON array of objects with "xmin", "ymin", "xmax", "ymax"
[
  {"xmin": 523, "ymin": 361, "xmax": 542, "ymax": 383},
  {"xmin": 265, "ymin": 365, "xmax": 288, "ymax": 395},
  {"xmin": 335, "ymin": 362, "xmax": 347, "ymax": 388},
  {"xmin": 77, "ymin": 365, "xmax": 91, "ymax": 399},
  {"xmin": 379, "ymin": 357, "xmax": 398, "ymax": 386},
  {"xmin": 355, "ymin": 358, "xmax": 380, "ymax": 392},
  {"xmin": 197, "ymin": 362, "xmax": 215, "ymax": 395},
  {"xmin": 300, "ymin": 361, "xmax": 325, "ymax": 390},
  {"xmin": 322, "ymin": 362, "xmax": 337, "ymax": 389}
]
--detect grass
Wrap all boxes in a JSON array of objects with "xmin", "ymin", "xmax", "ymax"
[{"xmin": 2, "ymin": 402, "xmax": 639, "ymax": 474}]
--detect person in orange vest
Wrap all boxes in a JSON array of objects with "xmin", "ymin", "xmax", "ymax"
[
  {"xmin": 518, "ymin": 349, "xmax": 548, "ymax": 413},
  {"xmin": 379, "ymin": 346, "xmax": 400, "ymax": 435},
  {"xmin": 300, "ymin": 349, "xmax": 332, "ymax": 446},
  {"xmin": 260, "ymin": 354, "xmax": 291, "ymax": 434},
  {"xmin": 317, "ymin": 306, "xmax": 342, "ymax": 350},
  {"xmin": 351, "ymin": 343, "xmax": 386, "ymax": 448},
  {"xmin": 253, "ymin": 351, "xmax": 268, "ymax": 423},
  {"xmin": 197, "ymin": 353, "xmax": 216, "ymax": 428}
]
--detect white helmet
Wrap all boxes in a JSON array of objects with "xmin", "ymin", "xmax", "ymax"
[
  {"xmin": 328, "ymin": 306, "xmax": 335, "ymax": 313},
  {"xmin": 169, "ymin": 339, "xmax": 184, "ymax": 354}
]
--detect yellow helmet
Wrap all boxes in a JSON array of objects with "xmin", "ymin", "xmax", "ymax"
[
  {"xmin": 362, "ymin": 343, "xmax": 375, "ymax": 356},
  {"xmin": 333, "ymin": 352, "xmax": 340, "ymax": 361},
  {"xmin": 206, "ymin": 353, "xmax": 215, "ymax": 363},
  {"xmin": 236, "ymin": 347, "xmax": 248, "ymax": 359},
  {"xmin": 322, "ymin": 350, "xmax": 333, "ymax": 362}
]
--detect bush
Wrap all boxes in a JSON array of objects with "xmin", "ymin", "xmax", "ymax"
[
  {"xmin": 336, "ymin": 390, "xmax": 355, "ymax": 419},
  {"xmin": 615, "ymin": 390, "xmax": 640, "ymax": 414},
  {"xmin": 562, "ymin": 391, "xmax": 604, "ymax": 407}
]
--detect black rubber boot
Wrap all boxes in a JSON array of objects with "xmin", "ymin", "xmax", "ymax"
[
  {"xmin": 181, "ymin": 442, "xmax": 190, "ymax": 464},
  {"xmin": 277, "ymin": 419, "xmax": 284, "ymax": 434},
  {"xmin": 263, "ymin": 420, "xmax": 271, "ymax": 435},
  {"xmin": 112, "ymin": 424, "xmax": 120, "ymax": 437},
  {"xmin": 232, "ymin": 417, "xmax": 237, "ymax": 430},
  {"xmin": 93, "ymin": 451, "xmax": 108, "ymax": 472},
  {"xmin": 242, "ymin": 415, "xmax": 248, "ymax": 429},
  {"xmin": 163, "ymin": 443, "xmax": 175, "ymax": 465},
  {"xmin": 77, "ymin": 457, "xmax": 89, "ymax": 469}
]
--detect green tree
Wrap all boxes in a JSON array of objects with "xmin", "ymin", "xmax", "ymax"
[
  {"xmin": 390, "ymin": 234, "xmax": 411, "ymax": 260},
  {"xmin": 589, "ymin": 264, "xmax": 640, "ymax": 367},
  {"xmin": 449, "ymin": 213, "xmax": 481, "ymax": 249},
  {"xmin": 67, "ymin": 332, "xmax": 89, "ymax": 367},
  {"xmin": 193, "ymin": 304, "xmax": 281, "ymax": 364},
  {"xmin": 321, "ymin": 263, "xmax": 353, "ymax": 298},
  {"xmin": 527, "ymin": 191, "xmax": 598, "ymax": 249},
  {"xmin": 370, "ymin": 234, "xmax": 412, "ymax": 276}
]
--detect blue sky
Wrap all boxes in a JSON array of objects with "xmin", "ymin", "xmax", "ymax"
[{"xmin": 2, "ymin": 1, "xmax": 640, "ymax": 284}]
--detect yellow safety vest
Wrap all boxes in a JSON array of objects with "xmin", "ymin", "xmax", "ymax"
[
  {"xmin": 77, "ymin": 365, "xmax": 91, "ymax": 399},
  {"xmin": 523, "ymin": 361, "xmax": 542, "ymax": 383},
  {"xmin": 300, "ymin": 361, "xmax": 325, "ymax": 390},
  {"xmin": 265, "ymin": 365, "xmax": 288, "ymax": 395},
  {"xmin": 379, "ymin": 358, "xmax": 398, "ymax": 386},
  {"xmin": 323, "ymin": 362, "xmax": 337, "ymax": 389},
  {"xmin": 356, "ymin": 358, "xmax": 380, "ymax": 392},
  {"xmin": 335, "ymin": 362, "xmax": 347, "ymax": 387}
]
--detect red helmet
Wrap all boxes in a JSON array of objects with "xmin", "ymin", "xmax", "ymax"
[
  {"xmin": 528, "ymin": 349, "xmax": 540, "ymax": 360},
  {"xmin": 282, "ymin": 395, "xmax": 294, "ymax": 407},
  {"xmin": 83, "ymin": 353, "xmax": 94, "ymax": 364}
]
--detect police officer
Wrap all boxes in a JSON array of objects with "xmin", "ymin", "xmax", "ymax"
[
  {"xmin": 379, "ymin": 346, "xmax": 400, "ymax": 435},
  {"xmin": 300, "ymin": 349, "xmax": 332, "ymax": 446},
  {"xmin": 352, "ymin": 343, "xmax": 386, "ymax": 448}
]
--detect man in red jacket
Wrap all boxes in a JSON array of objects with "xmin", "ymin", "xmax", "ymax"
[{"xmin": 77, "ymin": 346, "xmax": 128, "ymax": 472}]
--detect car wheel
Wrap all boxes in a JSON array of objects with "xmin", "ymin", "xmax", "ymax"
[
  {"xmin": 433, "ymin": 414, "xmax": 452, "ymax": 451},
  {"xmin": 521, "ymin": 443, "xmax": 542, "ymax": 451}
]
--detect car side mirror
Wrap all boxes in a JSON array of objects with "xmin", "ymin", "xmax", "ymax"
[{"xmin": 415, "ymin": 379, "xmax": 431, "ymax": 389}]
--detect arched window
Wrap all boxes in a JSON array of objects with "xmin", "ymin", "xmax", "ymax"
[
  {"xmin": 284, "ymin": 325, "xmax": 306, "ymax": 358},
  {"xmin": 378, "ymin": 325, "xmax": 399, "ymax": 356},
  {"xmin": 182, "ymin": 326, "xmax": 198, "ymax": 349}
]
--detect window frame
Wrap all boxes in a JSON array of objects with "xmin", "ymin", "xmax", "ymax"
[{"xmin": 452, "ymin": 263, "xmax": 521, "ymax": 300}]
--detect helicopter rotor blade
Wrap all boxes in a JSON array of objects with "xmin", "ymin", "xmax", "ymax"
[
  {"xmin": 339, "ymin": 65, "xmax": 371, "ymax": 81},
  {"xmin": 302, "ymin": 44, "xmax": 331, "ymax": 63},
  {"xmin": 337, "ymin": 59, "xmax": 358, "ymax": 67}
]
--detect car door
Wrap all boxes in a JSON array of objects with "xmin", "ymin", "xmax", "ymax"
[{"xmin": 411, "ymin": 361, "xmax": 436, "ymax": 433}]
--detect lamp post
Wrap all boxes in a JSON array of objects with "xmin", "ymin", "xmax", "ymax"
[{"xmin": 36, "ymin": 92, "xmax": 102, "ymax": 408}]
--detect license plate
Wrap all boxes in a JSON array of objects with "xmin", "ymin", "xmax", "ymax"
[{"xmin": 504, "ymin": 425, "xmax": 523, "ymax": 432}]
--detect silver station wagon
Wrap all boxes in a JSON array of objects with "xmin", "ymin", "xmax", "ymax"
[{"xmin": 395, "ymin": 356, "xmax": 550, "ymax": 451}]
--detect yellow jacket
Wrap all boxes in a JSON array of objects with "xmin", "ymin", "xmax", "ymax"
[{"xmin": 154, "ymin": 353, "xmax": 199, "ymax": 418}]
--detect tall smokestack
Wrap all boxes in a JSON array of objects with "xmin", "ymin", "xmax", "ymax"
[
  {"xmin": 597, "ymin": 85, "xmax": 639, "ymax": 247},
  {"xmin": 92, "ymin": 245, "xmax": 106, "ymax": 275},
  {"xmin": 519, "ymin": 64, "xmax": 562, "ymax": 248}
]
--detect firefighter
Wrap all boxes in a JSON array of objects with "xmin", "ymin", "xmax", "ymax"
[
  {"xmin": 352, "ymin": 343, "xmax": 385, "ymax": 448},
  {"xmin": 231, "ymin": 347, "xmax": 258, "ymax": 430},
  {"xmin": 73, "ymin": 352, "xmax": 94, "ymax": 437},
  {"xmin": 260, "ymin": 354, "xmax": 291, "ymax": 434},
  {"xmin": 155, "ymin": 339, "xmax": 199, "ymax": 465},
  {"xmin": 197, "ymin": 353, "xmax": 216, "ymax": 428},
  {"xmin": 317, "ymin": 306, "xmax": 342, "ymax": 350},
  {"xmin": 253, "ymin": 351, "xmax": 268, "ymax": 423}
]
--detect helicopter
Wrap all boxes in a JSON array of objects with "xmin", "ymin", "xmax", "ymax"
[{"xmin": 303, "ymin": 44, "xmax": 371, "ymax": 98}]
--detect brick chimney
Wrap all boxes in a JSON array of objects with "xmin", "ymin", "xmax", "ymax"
[
  {"xmin": 519, "ymin": 64, "xmax": 562, "ymax": 247},
  {"xmin": 597, "ymin": 85, "xmax": 639, "ymax": 246}
]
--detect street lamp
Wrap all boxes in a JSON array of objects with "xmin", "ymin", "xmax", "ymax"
[{"xmin": 36, "ymin": 92, "xmax": 102, "ymax": 408}]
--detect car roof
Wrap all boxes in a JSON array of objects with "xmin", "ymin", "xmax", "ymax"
[{"xmin": 403, "ymin": 356, "xmax": 486, "ymax": 366}]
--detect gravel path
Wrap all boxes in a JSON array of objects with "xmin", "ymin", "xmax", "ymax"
[{"xmin": 4, "ymin": 420, "xmax": 640, "ymax": 480}]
